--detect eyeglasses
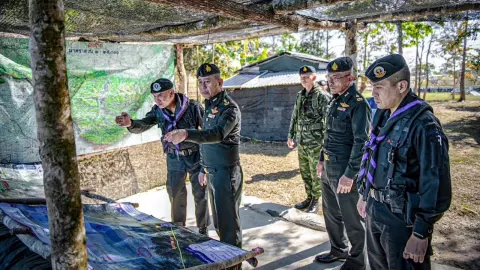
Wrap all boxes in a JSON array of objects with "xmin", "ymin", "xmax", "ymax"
[{"xmin": 326, "ymin": 74, "xmax": 351, "ymax": 82}]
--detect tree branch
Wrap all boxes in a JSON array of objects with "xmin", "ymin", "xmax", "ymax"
[
  {"xmin": 139, "ymin": 17, "xmax": 248, "ymax": 37},
  {"xmin": 268, "ymin": 0, "xmax": 353, "ymax": 13},
  {"xmin": 167, "ymin": 26, "xmax": 290, "ymax": 44},
  {"xmin": 358, "ymin": 3, "xmax": 480, "ymax": 23},
  {"xmin": 146, "ymin": 0, "xmax": 345, "ymax": 31}
]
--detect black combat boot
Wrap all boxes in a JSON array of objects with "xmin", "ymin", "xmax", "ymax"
[
  {"xmin": 294, "ymin": 197, "xmax": 312, "ymax": 210},
  {"xmin": 306, "ymin": 197, "xmax": 319, "ymax": 213},
  {"xmin": 199, "ymin": 227, "xmax": 208, "ymax": 236}
]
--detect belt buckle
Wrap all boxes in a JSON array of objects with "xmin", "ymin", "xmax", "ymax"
[
  {"xmin": 204, "ymin": 168, "xmax": 209, "ymax": 174},
  {"xmin": 388, "ymin": 149, "xmax": 395, "ymax": 164}
]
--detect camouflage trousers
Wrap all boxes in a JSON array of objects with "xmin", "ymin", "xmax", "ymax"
[{"xmin": 297, "ymin": 144, "xmax": 322, "ymax": 198}]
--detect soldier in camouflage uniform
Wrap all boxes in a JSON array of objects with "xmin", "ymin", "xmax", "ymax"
[{"xmin": 288, "ymin": 66, "xmax": 331, "ymax": 213}]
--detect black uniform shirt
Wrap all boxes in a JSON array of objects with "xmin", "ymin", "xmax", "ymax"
[
  {"xmin": 128, "ymin": 93, "xmax": 203, "ymax": 151},
  {"xmin": 323, "ymin": 84, "xmax": 371, "ymax": 179},
  {"xmin": 186, "ymin": 91, "xmax": 241, "ymax": 171},
  {"xmin": 369, "ymin": 93, "xmax": 451, "ymax": 239}
]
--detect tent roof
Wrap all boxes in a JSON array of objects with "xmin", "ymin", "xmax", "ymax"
[
  {"xmin": 238, "ymin": 51, "xmax": 330, "ymax": 73},
  {"xmin": 0, "ymin": 0, "xmax": 479, "ymax": 44},
  {"xmin": 224, "ymin": 51, "xmax": 329, "ymax": 89}
]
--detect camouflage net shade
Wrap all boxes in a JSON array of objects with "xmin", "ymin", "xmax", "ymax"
[{"xmin": 0, "ymin": 0, "xmax": 478, "ymax": 44}]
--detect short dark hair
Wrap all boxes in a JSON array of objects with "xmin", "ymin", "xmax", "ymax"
[{"xmin": 386, "ymin": 66, "xmax": 410, "ymax": 89}]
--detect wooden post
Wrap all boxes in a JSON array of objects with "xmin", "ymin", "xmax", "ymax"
[
  {"xmin": 212, "ymin": 43, "xmax": 216, "ymax": 64},
  {"xmin": 345, "ymin": 20, "xmax": 358, "ymax": 78},
  {"xmin": 459, "ymin": 15, "xmax": 468, "ymax": 102},
  {"xmin": 176, "ymin": 43, "xmax": 188, "ymax": 95},
  {"xmin": 28, "ymin": 0, "xmax": 87, "ymax": 268},
  {"xmin": 196, "ymin": 45, "xmax": 200, "ymax": 101},
  {"xmin": 396, "ymin": 22, "xmax": 403, "ymax": 55}
]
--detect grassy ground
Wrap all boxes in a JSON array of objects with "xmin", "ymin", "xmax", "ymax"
[{"xmin": 240, "ymin": 100, "xmax": 480, "ymax": 269}]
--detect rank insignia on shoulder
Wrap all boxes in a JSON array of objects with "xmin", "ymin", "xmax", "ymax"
[
  {"xmin": 224, "ymin": 99, "xmax": 230, "ymax": 105},
  {"xmin": 211, "ymin": 107, "xmax": 219, "ymax": 114},
  {"xmin": 340, "ymin": 102, "xmax": 350, "ymax": 108},
  {"xmin": 337, "ymin": 107, "xmax": 347, "ymax": 112}
]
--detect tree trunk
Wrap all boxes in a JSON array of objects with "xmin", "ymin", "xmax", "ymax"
[
  {"xmin": 212, "ymin": 43, "xmax": 216, "ymax": 64},
  {"xmin": 459, "ymin": 18, "xmax": 468, "ymax": 102},
  {"xmin": 423, "ymin": 33, "xmax": 434, "ymax": 100},
  {"xmin": 345, "ymin": 20, "xmax": 358, "ymax": 78},
  {"xmin": 28, "ymin": 0, "xmax": 87, "ymax": 269},
  {"xmin": 453, "ymin": 56, "xmax": 456, "ymax": 100},
  {"xmin": 326, "ymin": 31, "xmax": 329, "ymax": 58},
  {"xmin": 396, "ymin": 22, "xmax": 403, "ymax": 55},
  {"xmin": 196, "ymin": 45, "xmax": 200, "ymax": 101},
  {"xmin": 414, "ymin": 37, "xmax": 419, "ymax": 95},
  {"xmin": 176, "ymin": 44, "xmax": 188, "ymax": 95},
  {"xmin": 417, "ymin": 39, "xmax": 425, "ymax": 96},
  {"xmin": 363, "ymin": 29, "xmax": 369, "ymax": 72}
]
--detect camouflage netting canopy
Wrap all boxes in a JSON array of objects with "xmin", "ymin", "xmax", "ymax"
[{"xmin": 0, "ymin": 0, "xmax": 479, "ymax": 44}]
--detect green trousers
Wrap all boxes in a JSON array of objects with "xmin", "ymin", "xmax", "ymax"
[{"xmin": 298, "ymin": 144, "xmax": 322, "ymax": 198}]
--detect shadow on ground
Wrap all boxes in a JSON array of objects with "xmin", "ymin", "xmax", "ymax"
[
  {"xmin": 435, "ymin": 222, "xmax": 480, "ymax": 269},
  {"xmin": 443, "ymin": 116, "xmax": 480, "ymax": 145},
  {"xmin": 247, "ymin": 169, "xmax": 300, "ymax": 183},
  {"xmin": 445, "ymin": 104, "xmax": 480, "ymax": 113},
  {"xmin": 240, "ymin": 141, "xmax": 293, "ymax": 157}
]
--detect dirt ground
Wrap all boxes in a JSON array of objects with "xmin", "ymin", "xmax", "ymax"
[{"xmin": 240, "ymin": 100, "xmax": 480, "ymax": 269}]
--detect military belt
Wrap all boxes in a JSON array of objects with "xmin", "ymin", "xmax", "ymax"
[
  {"xmin": 167, "ymin": 145, "xmax": 199, "ymax": 156},
  {"xmin": 203, "ymin": 161, "xmax": 241, "ymax": 174},
  {"xmin": 298, "ymin": 122, "xmax": 322, "ymax": 131},
  {"xmin": 369, "ymin": 189, "xmax": 389, "ymax": 204},
  {"xmin": 323, "ymin": 153, "xmax": 349, "ymax": 162}
]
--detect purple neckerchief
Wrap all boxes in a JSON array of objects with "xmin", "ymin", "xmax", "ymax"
[
  {"xmin": 157, "ymin": 94, "xmax": 190, "ymax": 153},
  {"xmin": 358, "ymin": 100, "xmax": 425, "ymax": 191}
]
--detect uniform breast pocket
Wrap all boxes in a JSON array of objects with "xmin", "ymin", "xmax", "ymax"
[
  {"xmin": 331, "ymin": 118, "xmax": 347, "ymax": 132},
  {"xmin": 379, "ymin": 142, "xmax": 391, "ymax": 170}
]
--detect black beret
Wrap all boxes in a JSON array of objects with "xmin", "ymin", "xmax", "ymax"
[
  {"xmin": 299, "ymin": 65, "xmax": 316, "ymax": 75},
  {"xmin": 150, "ymin": 78, "xmax": 174, "ymax": 93},
  {"xmin": 365, "ymin": 54, "xmax": 408, "ymax": 83},
  {"xmin": 327, "ymin": 57, "xmax": 353, "ymax": 73},
  {"xmin": 197, "ymin": 63, "xmax": 221, "ymax": 78}
]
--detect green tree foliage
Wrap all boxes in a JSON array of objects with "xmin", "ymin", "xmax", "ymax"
[
  {"xmin": 183, "ymin": 30, "xmax": 340, "ymax": 79},
  {"xmin": 183, "ymin": 38, "xmax": 271, "ymax": 79},
  {"xmin": 402, "ymin": 22, "xmax": 433, "ymax": 95},
  {"xmin": 357, "ymin": 23, "xmax": 396, "ymax": 73},
  {"xmin": 466, "ymin": 48, "xmax": 480, "ymax": 85},
  {"xmin": 437, "ymin": 20, "xmax": 479, "ymax": 100}
]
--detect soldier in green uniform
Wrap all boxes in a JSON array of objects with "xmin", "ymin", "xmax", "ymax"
[
  {"xmin": 357, "ymin": 54, "xmax": 451, "ymax": 270},
  {"xmin": 165, "ymin": 64, "xmax": 243, "ymax": 252},
  {"xmin": 314, "ymin": 57, "xmax": 370, "ymax": 270},
  {"xmin": 115, "ymin": 78, "xmax": 210, "ymax": 235},
  {"xmin": 288, "ymin": 65, "xmax": 331, "ymax": 213}
]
